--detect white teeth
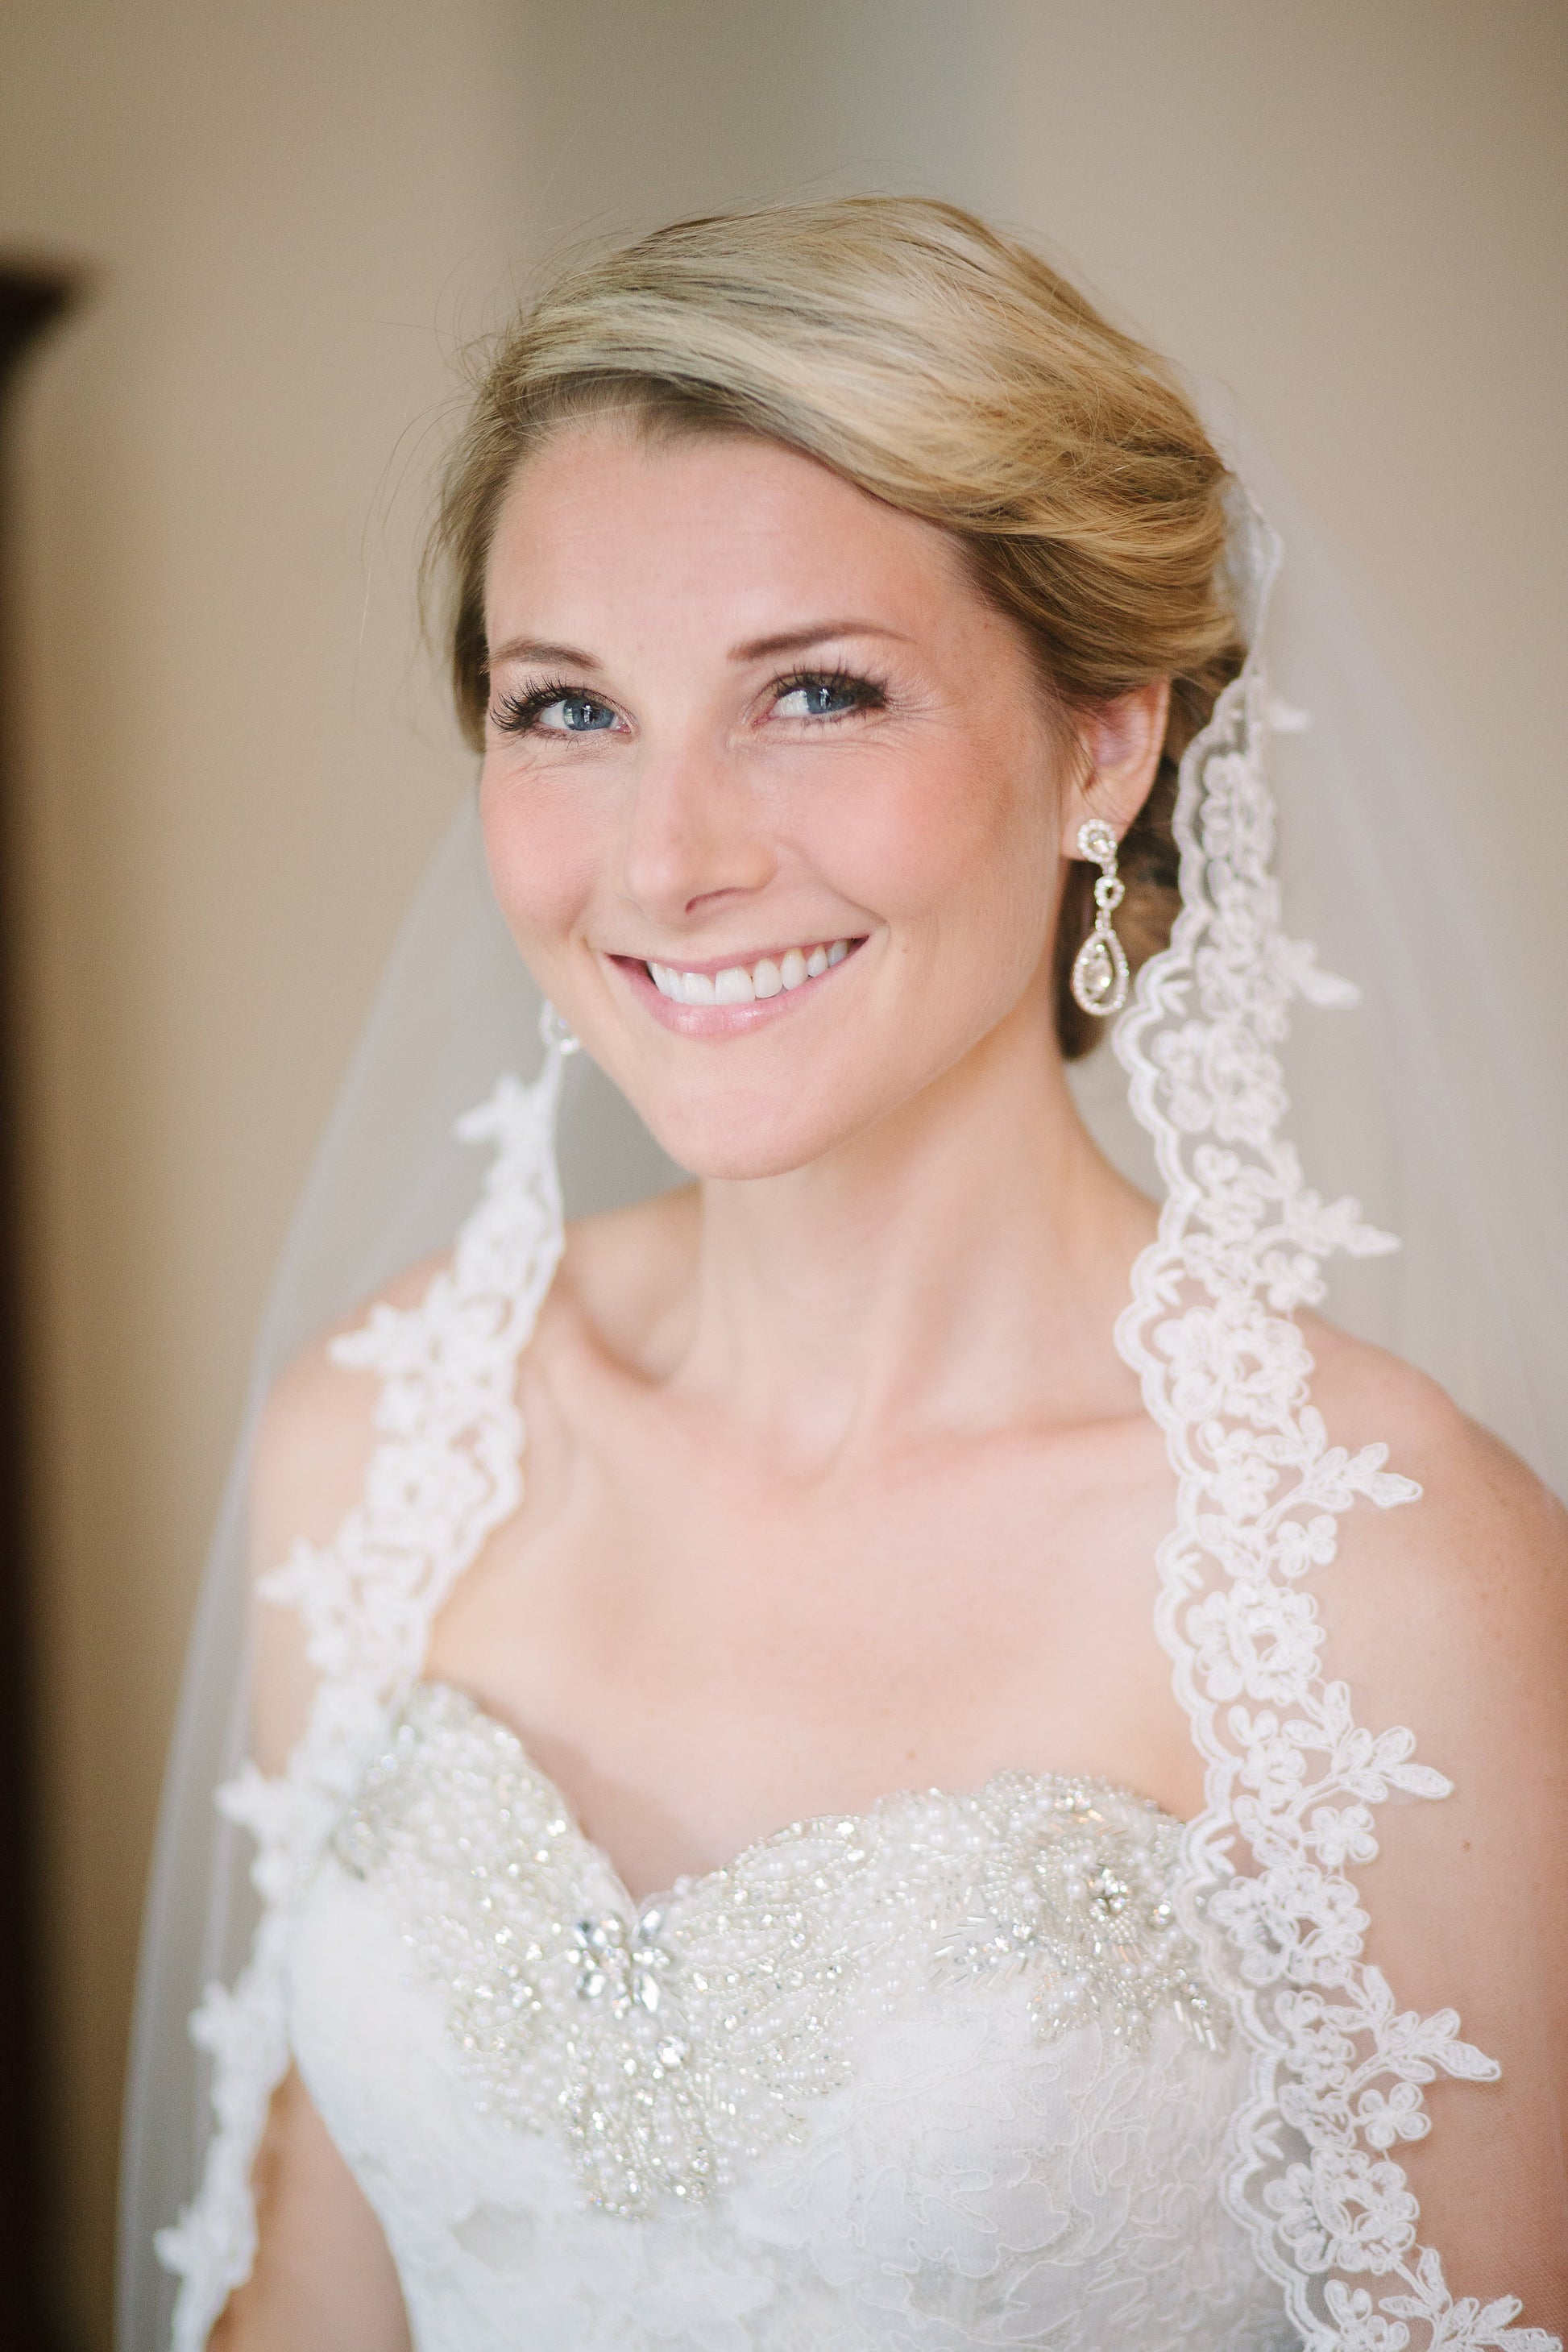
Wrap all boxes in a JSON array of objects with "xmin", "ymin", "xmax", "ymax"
[{"xmin": 645, "ymin": 938, "xmax": 856, "ymax": 1006}]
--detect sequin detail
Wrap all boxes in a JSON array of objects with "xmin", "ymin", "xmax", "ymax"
[{"xmin": 333, "ymin": 1681, "xmax": 1226, "ymax": 2218}]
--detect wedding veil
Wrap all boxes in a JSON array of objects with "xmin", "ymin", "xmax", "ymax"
[{"xmin": 117, "ymin": 387, "xmax": 1566, "ymax": 2349}]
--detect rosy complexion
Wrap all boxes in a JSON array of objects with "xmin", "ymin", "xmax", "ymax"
[{"xmin": 479, "ymin": 423, "xmax": 1162, "ymax": 1181}]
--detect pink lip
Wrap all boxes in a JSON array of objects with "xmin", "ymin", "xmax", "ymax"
[{"xmin": 607, "ymin": 940, "xmax": 866, "ymax": 1035}]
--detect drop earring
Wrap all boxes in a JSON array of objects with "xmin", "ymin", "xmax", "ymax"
[
  {"xmin": 539, "ymin": 1001, "xmax": 583, "ymax": 1056},
  {"xmin": 1069, "ymin": 819, "xmax": 1130, "ymax": 1018}
]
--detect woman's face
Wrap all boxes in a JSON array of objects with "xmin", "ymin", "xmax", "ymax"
[{"xmin": 480, "ymin": 422, "xmax": 1103, "ymax": 1179}]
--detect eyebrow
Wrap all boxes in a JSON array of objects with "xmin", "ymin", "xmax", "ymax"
[
  {"xmin": 485, "ymin": 620, "xmax": 910, "ymax": 674},
  {"xmin": 486, "ymin": 637, "xmax": 602, "ymax": 674},
  {"xmin": 730, "ymin": 620, "xmax": 911, "ymax": 662}
]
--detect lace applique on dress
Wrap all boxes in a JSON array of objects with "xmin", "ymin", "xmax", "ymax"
[
  {"xmin": 331, "ymin": 1680, "xmax": 1226, "ymax": 2219},
  {"xmin": 1114, "ymin": 494, "xmax": 1558, "ymax": 2352}
]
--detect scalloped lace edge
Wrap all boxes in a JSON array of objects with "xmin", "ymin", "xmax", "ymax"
[
  {"xmin": 155, "ymin": 1047, "xmax": 569, "ymax": 2352},
  {"xmin": 1112, "ymin": 513, "xmax": 1558, "ymax": 2352}
]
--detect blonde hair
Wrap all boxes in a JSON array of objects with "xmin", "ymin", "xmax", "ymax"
[{"xmin": 429, "ymin": 196, "xmax": 1244, "ymax": 1056}]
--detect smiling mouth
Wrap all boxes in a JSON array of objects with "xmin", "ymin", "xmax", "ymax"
[{"xmin": 628, "ymin": 936, "xmax": 861, "ymax": 1008}]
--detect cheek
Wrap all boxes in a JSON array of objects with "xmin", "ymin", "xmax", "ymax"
[
  {"xmin": 479, "ymin": 765, "xmax": 603, "ymax": 952},
  {"xmin": 807, "ymin": 730, "xmax": 1059, "ymax": 953}
]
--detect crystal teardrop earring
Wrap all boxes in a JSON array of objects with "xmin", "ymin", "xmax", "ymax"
[
  {"xmin": 1068, "ymin": 818, "xmax": 1130, "ymax": 1018},
  {"xmin": 539, "ymin": 1000, "xmax": 583, "ymax": 1056}
]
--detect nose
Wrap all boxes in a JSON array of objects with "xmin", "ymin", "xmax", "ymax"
[{"xmin": 618, "ymin": 737, "xmax": 775, "ymax": 925}]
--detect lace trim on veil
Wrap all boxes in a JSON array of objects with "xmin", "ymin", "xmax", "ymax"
[
  {"xmin": 1116, "ymin": 498, "xmax": 1558, "ymax": 2352},
  {"xmin": 154, "ymin": 1044, "xmax": 570, "ymax": 2350}
]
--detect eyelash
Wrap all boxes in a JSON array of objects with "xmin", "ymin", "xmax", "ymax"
[
  {"xmin": 486, "ymin": 666, "xmax": 889, "ymax": 737},
  {"xmin": 774, "ymin": 666, "xmax": 887, "ymax": 721},
  {"xmin": 487, "ymin": 677, "xmax": 599, "ymax": 736}
]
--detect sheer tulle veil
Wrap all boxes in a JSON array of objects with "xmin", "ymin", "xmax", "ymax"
[{"xmin": 117, "ymin": 386, "xmax": 1566, "ymax": 2350}]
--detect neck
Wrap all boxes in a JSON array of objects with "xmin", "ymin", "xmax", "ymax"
[{"xmin": 666, "ymin": 995, "xmax": 1155, "ymax": 1471}]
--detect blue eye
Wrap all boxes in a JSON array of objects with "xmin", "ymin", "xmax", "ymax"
[
  {"xmin": 491, "ymin": 684, "xmax": 618, "ymax": 737},
  {"xmin": 537, "ymin": 694, "xmax": 616, "ymax": 733},
  {"xmin": 774, "ymin": 672, "xmax": 882, "ymax": 721}
]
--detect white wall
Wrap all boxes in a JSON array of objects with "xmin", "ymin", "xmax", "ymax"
[{"xmin": 1, "ymin": 3, "xmax": 1561, "ymax": 2339}]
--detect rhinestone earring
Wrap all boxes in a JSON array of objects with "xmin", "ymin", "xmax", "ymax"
[
  {"xmin": 540, "ymin": 1001, "xmax": 583, "ymax": 1056},
  {"xmin": 1068, "ymin": 819, "xmax": 1130, "ymax": 1018}
]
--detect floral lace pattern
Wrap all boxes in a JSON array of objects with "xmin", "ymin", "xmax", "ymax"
[
  {"xmin": 155, "ymin": 1027, "xmax": 575, "ymax": 2351},
  {"xmin": 155, "ymin": 495, "xmax": 1559, "ymax": 2351},
  {"xmin": 1113, "ymin": 495, "xmax": 1558, "ymax": 2352},
  {"xmin": 331, "ymin": 1679, "xmax": 1227, "ymax": 2219}
]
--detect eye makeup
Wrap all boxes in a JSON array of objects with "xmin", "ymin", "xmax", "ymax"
[
  {"xmin": 487, "ymin": 679, "xmax": 620, "ymax": 737},
  {"xmin": 487, "ymin": 662, "xmax": 893, "ymax": 744}
]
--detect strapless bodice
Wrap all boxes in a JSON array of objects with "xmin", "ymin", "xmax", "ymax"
[{"xmin": 283, "ymin": 1682, "xmax": 1295, "ymax": 2350}]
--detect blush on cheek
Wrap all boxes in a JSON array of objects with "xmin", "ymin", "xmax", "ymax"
[
  {"xmin": 479, "ymin": 774, "xmax": 601, "ymax": 957},
  {"xmin": 811, "ymin": 744, "xmax": 1053, "ymax": 942}
]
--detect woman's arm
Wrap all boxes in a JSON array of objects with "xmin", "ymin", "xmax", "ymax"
[
  {"xmin": 1318, "ymin": 1352, "xmax": 1568, "ymax": 2332},
  {"xmin": 209, "ymin": 2069, "xmax": 412, "ymax": 2352},
  {"xmin": 210, "ymin": 1276, "xmax": 439, "ymax": 2347}
]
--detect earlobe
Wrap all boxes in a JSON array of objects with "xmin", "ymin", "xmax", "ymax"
[{"xmin": 1059, "ymin": 678, "xmax": 1171, "ymax": 860}]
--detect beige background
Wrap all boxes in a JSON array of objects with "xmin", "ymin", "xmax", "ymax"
[{"xmin": 0, "ymin": 3, "xmax": 1562, "ymax": 2342}]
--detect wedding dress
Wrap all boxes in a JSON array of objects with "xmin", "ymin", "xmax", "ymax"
[
  {"xmin": 288, "ymin": 1684, "xmax": 1289, "ymax": 2350},
  {"xmin": 123, "ymin": 471, "xmax": 1566, "ymax": 2351}
]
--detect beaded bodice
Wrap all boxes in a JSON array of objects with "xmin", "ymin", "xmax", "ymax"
[
  {"xmin": 331, "ymin": 1682, "xmax": 1229, "ymax": 2217},
  {"xmin": 284, "ymin": 1679, "xmax": 1293, "ymax": 2350}
]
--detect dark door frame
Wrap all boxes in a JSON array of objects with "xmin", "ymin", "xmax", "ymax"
[{"xmin": 0, "ymin": 261, "xmax": 79, "ymax": 2352}]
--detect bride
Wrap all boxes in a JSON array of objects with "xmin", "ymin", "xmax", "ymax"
[{"xmin": 133, "ymin": 198, "xmax": 1565, "ymax": 2350}]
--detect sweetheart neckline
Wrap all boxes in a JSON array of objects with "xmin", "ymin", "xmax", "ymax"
[{"xmin": 399, "ymin": 1675, "xmax": 1193, "ymax": 1919}]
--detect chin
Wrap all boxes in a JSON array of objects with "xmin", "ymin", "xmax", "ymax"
[
  {"xmin": 637, "ymin": 1100, "xmax": 850, "ymax": 1184},
  {"xmin": 598, "ymin": 1014, "xmax": 988, "ymax": 1186},
  {"xmin": 605, "ymin": 1053, "xmax": 892, "ymax": 1182}
]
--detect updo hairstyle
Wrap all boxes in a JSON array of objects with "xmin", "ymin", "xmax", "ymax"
[{"xmin": 429, "ymin": 197, "xmax": 1244, "ymax": 1058}]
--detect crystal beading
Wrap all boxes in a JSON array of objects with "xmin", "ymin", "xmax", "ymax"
[
  {"xmin": 333, "ymin": 1680, "xmax": 1228, "ymax": 2221},
  {"xmin": 572, "ymin": 1910, "xmax": 676, "ymax": 2015}
]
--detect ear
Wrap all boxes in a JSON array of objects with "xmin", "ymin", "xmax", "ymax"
[{"xmin": 1056, "ymin": 680, "xmax": 1171, "ymax": 860}]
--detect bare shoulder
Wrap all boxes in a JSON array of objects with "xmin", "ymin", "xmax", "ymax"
[
  {"xmin": 247, "ymin": 1252, "xmax": 450, "ymax": 1769},
  {"xmin": 1306, "ymin": 1314, "xmax": 1565, "ymax": 1561},
  {"xmin": 1298, "ymin": 1344, "xmax": 1567, "ymax": 2313},
  {"xmin": 1303, "ymin": 1313, "xmax": 1568, "ymax": 1711},
  {"xmin": 249, "ymin": 1254, "xmax": 450, "ymax": 1570},
  {"xmin": 251, "ymin": 1181, "xmax": 696, "ymax": 1545},
  {"xmin": 246, "ymin": 1192, "xmax": 697, "ymax": 1769}
]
